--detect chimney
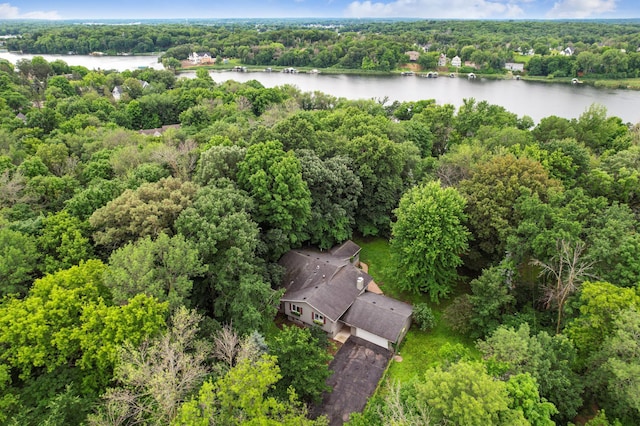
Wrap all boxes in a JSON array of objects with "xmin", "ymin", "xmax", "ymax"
[{"xmin": 356, "ymin": 276, "xmax": 365, "ymax": 291}]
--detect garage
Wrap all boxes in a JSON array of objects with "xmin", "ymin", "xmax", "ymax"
[{"xmin": 352, "ymin": 326, "xmax": 390, "ymax": 349}]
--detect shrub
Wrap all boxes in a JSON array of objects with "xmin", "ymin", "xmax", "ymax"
[{"xmin": 412, "ymin": 303, "xmax": 436, "ymax": 331}]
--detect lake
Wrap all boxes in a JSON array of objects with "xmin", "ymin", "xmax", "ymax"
[{"xmin": 1, "ymin": 52, "xmax": 639, "ymax": 124}]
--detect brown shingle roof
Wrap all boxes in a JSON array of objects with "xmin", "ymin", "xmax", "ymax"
[{"xmin": 341, "ymin": 292, "xmax": 413, "ymax": 343}]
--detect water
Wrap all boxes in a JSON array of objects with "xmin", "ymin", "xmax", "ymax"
[
  {"xmin": 197, "ymin": 71, "xmax": 640, "ymax": 124},
  {"xmin": 1, "ymin": 51, "xmax": 638, "ymax": 124},
  {"xmin": 0, "ymin": 51, "xmax": 163, "ymax": 71}
]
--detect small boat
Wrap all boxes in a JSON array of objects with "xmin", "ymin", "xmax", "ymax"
[
  {"xmin": 468, "ymin": 73, "xmax": 477, "ymax": 79},
  {"xmin": 401, "ymin": 71, "xmax": 415, "ymax": 76},
  {"xmin": 571, "ymin": 78, "xmax": 583, "ymax": 84},
  {"xmin": 426, "ymin": 71, "xmax": 438, "ymax": 78}
]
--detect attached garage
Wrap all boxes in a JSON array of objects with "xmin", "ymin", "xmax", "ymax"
[
  {"xmin": 341, "ymin": 292, "xmax": 413, "ymax": 351},
  {"xmin": 351, "ymin": 326, "xmax": 390, "ymax": 349}
]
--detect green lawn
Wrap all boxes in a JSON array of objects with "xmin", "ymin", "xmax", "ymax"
[{"xmin": 355, "ymin": 237, "xmax": 480, "ymax": 383}]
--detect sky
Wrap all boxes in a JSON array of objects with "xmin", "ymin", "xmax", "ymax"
[{"xmin": 0, "ymin": 0, "xmax": 638, "ymax": 20}]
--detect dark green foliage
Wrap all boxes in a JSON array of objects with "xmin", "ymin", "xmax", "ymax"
[
  {"xmin": 268, "ymin": 325, "xmax": 332, "ymax": 403},
  {"xmin": 412, "ymin": 303, "xmax": 436, "ymax": 331}
]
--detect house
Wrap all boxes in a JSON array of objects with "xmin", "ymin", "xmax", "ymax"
[
  {"xmin": 438, "ymin": 53, "xmax": 448, "ymax": 67},
  {"xmin": 138, "ymin": 124, "xmax": 181, "ymax": 136},
  {"xmin": 451, "ymin": 55, "xmax": 462, "ymax": 68},
  {"xmin": 112, "ymin": 80, "xmax": 150, "ymax": 101},
  {"xmin": 561, "ymin": 46, "xmax": 575, "ymax": 56},
  {"xmin": 188, "ymin": 52, "xmax": 213, "ymax": 64},
  {"xmin": 464, "ymin": 61, "xmax": 478, "ymax": 69},
  {"xmin": 405, "ymin": 50, "xmax": 420, "ymax": 62},
  {"xmin": 279, "ymin": 241, "xmax": 413, "ymax": 351},
  {"xmin": 505, "ymin": 62, "xmax": 525, "ymax": 72}
]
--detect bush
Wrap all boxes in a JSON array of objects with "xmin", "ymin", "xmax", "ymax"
[
  {"xmin": 443, "ymin": 295, "xmax": 473, "ymax": 335},
  {"xmin": 412, "ymin": 303, "xmax": 436, "ymax": 331}
]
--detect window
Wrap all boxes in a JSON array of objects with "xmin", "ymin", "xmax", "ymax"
[
  {"xmin": 290, "ymin": 303, "xmax": 302, "ymax": 316},
  {"xmin": 313, "ymin": 312, "xmax": 325, "ymax": 325}
]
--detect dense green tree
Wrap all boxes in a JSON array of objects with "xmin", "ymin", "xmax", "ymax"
[
  {"xmin": 478, "ymin": 323, "xmax": 583, "ymax": 422},
  {"xmin": 390, "ymin": 181, "xmax": 469, "ymax": 301},
  {"xmin": 194, "ymin": 144, "xmax": 246, "ymax": 185},
  {"xmin": 0, "ymin": 227, "xmax": 40, "ymax": 297},
  {"xmin": 173, "ymin": 354, "xmax": 325, "ymax": 426},
  {"xmin": 89, "ymin": 177, "xmax": 197, "ymax": 249},
  {"xmin": 237, "ymin": 140, "xmax": 311, "ymax": 259},
  {"xmin": 468, "ymin": 261, "xmax": 517, "ymax": 339},
  {"xmin": 566, "ymin": 281, "xmax": 640, "ymax": 357},
  {"xmin": 37, "ymin": 210, "xmax": 93, "ymax": 275},
  {"xmin": 175, "ymin": 181, "xmax": 280, "ymax": 333},
  {"xmin": 268, "ymin": 325, "xmax": 331, "ymax": 403},
  {"xmin": 587, "ymin": 308, "xmax": 640, "ymax": 424},
  {"xmin": 459, "ymin": 154, "xmax": 561, "ymax": 267},
  {"xmin": 415, "ymin": 361, "xmax": 513, "ymax": 426},
  {"xmin": 297, "ymin": 150, "xmax": 362, "ymax": 249},
  {"xmin": 104, "ymin": 232, "xmax": 205, "ymax": 310}
]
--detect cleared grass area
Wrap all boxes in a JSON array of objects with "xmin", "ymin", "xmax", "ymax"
[{"xmin": 355, "ymin": 237, "xmax": 480, "ymax": 383}]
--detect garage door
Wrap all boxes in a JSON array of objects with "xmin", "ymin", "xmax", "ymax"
[{"xmin": 353, "ymin": 327, "xmax": 389, "ymax": 349}]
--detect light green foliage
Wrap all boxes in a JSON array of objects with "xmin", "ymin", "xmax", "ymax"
[
  {"xmin": 415, "ymin": 361, "xmax": 512, "ymax": 426},
  {"xmin": 38, "ymin": 210, "xmax": 93, "ymax": 274},
  {"xmin": 297, "ymin": 150, "xmax": 362, "ymax": 249},
  {"xmin": 0, "ymin": 260, "xmax": 108, "ymax": 377},
  {"xmin": 176, "ymin": 182, "xmax": 280, "ymax": 333},
  {"xmin": 104, "ymin": 232, "xmax": 205, "ymax": 310},
  {"xmin": 268, "ymin": 325, "xmax": 332, "ymax": 403},
  {"xmin": 91, "ymin": 307, "xmax": 208, "ymax": 426},
  {"xmin": 0, "ymin": 227, "xmax": 40, "ymax": 297},
  {"xmin": 237, "ymin": 140, "xmax": 311, "ymax": 258},
  {"xmin": 173, "ymin": 355, "xmax": 325, "ymax": 426},
  {"xmin": 588, "ymin": 309, "xmax": 640, "ymax": 423},
  {"xmin": 505, "ymin": 373, "xmax": 558, "ymax": 426},
  {"xmin": 89, "ymin": 177, "xmax": 197, "ymax": 249},
  {"xmin": 478, "ymin": 323, "xmax": 583, "ymax": 422},
  {"xmin": 391, "ymin": 181, "xmax": 469, "ymax": 301},
  {"xmin": 566, "ymin": 281, "xmax": 640, "ymax": 356},
  {"xmin": 575, "ymin": 104, "xmax": 630, "ymax": 155}
]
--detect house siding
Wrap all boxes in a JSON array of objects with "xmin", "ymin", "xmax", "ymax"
[{"xmin": 283, "ymin": 301, "xmax": 339, "ymax": 336}]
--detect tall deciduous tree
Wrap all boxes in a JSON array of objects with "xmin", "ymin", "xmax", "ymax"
[
  {"xmin": 268, "ymin": 325, "xmax": 331, "ymax": 403},
  {"xmin": 390, "ymin": 181, "xmax": 469, "ymax": 301},
  {"xmin": 0, "ymin": 227, "xmax": 39, "ymax": 297},
  {"xmin": 297, "ymin": 150, "xmax": 362, "ymax": 250},
  {"xmin": 237, "ymin": 140, "xmax": 311, "ymax": 259},
  {"xmin": 175, "ymin": 181, "xmax": 280, "ymax": 333},
  {"xmin": 104, "ymin": 232, "xmax": 205, "ymax": 310},
  {"xmin": 89, "ymin": 177, "xmax": 197, "ymax": 250}
]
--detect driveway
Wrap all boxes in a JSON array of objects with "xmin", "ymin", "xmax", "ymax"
[{"xmin": 310, "ymin": 336, "xmax": 393, "ymax": 425}]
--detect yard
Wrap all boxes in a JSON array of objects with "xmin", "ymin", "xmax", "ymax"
[{"xmin": 354, "ymin": 237, "xmax": 480, "ymax": 384}]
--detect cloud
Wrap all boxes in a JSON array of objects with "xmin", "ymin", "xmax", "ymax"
[
  {"xmin": 546, "ymin": 0, "xmax": 617, "ymax": 18},
  {"xmin": 0, "ymin": 3, "xmax": 61, "ymax": 19},
  {"xmin": 345, "ymin": 0, "xmax": 526, "ymax": 19}
]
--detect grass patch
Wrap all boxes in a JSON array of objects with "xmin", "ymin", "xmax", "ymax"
[{"xmin": 355, "ymin": 237, "xmax": 480, "ymax": 383}]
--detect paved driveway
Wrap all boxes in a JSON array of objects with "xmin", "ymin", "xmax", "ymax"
[{"xmin": 311, "ymin": 336, "xmax": 393, "ymax": 425}]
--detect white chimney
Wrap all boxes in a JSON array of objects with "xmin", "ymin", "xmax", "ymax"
[{"xmin": 356, "ymin": 276, "xmax": 365, "ymax": 291}]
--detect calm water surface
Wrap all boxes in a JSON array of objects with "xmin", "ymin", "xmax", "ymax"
[
  {"xmin": 200, "ymin": 71, "xmax": 640, "ymax": 124},
  {"xmin": 1, "ymin": 52, "xmax": 638, "ymax": 124}
]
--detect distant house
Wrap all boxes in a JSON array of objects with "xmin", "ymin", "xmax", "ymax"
[
  {"xmin": 561, "ymin": 47, "xmax": 575, "ymax": 56},
  {"xmin": 112, "ymin": 80, "xmax": 149, "ymax": 101},
  {"xmin": 15, "ymin": 112, "xmax": 26, "ymax": 123},
  {"xmin": 279, "ymin": 241, "xmax": 413, "ymax": 350},
  {"xmin": 139, "ymin": 124, "xmax": 181, "ymax": 136},
  {"xmin": 188, "ymin": 52, "xmax": 213, "ymax": 64},
  {"xmin": 438, "ymin": 53, "xmax": 448, "ymax": 67},
  {"xmin": 451, "ymin": 55, "xmax": 462, "ymax": 68},
  {"xmin": 405, "ymin": 50, "xmax": 420, "ymax": 62},
  {"xmin": 505, "ymin": 62, "xmax": 525, "ymax": 72},
  {"xmin": 464, "ymin": 61, "xmax": 478, "ymax": 69}
]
